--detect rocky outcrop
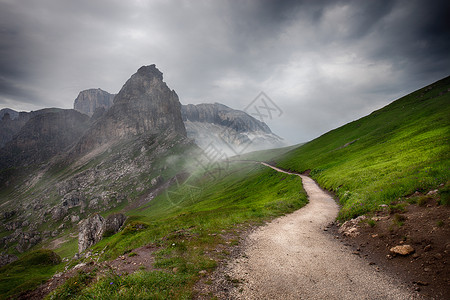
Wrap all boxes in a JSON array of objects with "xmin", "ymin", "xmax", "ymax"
[
  {"xmin": 182, "ymin": 103, "xmax": 285, "ymax": 155},
  {"xmin": 0, "ymin": 110, "xmax": 30, "ymax": 148},
  {"xmin": 74, "ymin": 65, "xmax": 186, "ymax": 154},
  {"xmin": 0, "ymin": 254, "xmax": 18, "ymax": 267},
  {"xmin": 104, "ymin": 213, "xmax": 126, "ymax": 236},
  {"xmin": 78, "ymin": 213, "xmax": 126, "ymax": 252},
  {"xmin": 16, "ymin": 231, "xmax": 41, "ymax": 253},
  {"xmin": 0, "ymin": 109, "xmax": 91, "ymax": 169},
  {"xmin": 74, "ymin": 88, "xmax": 115, "ymax": 117},
  {"xmin": 78, "ymin": 214, "xmax": 105, "ymax": 253}
]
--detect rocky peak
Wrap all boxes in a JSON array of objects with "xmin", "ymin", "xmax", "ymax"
[
  {"xmin": 75, "ymin": 65, "xmax": 186, "ymax": 153},
  {"xmin": 74, "ymin": 88, "xmax": 115, "ymax": 117},
  {"xmin": 136, "ymin": 64, "xmax": 163, "ymax": 81}
]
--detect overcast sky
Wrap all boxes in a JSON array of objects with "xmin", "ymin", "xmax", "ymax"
[{"xmin": 0, "ymin": 0, "xmax": 449, "ymax": 144}]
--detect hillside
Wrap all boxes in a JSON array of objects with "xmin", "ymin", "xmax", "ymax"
[{"xmin": 276, "ymin": 76, "xmax": 450, "ymax": 220}]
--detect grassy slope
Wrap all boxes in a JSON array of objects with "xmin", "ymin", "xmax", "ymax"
[
  {"xmin": 276, "ymin": 76, "xmax": 450, "ymax": 220},
  {"xmin": 43, "ymin": 162, "xmax": 307, "ymax": 299},
  {"xmin": 0, "ymin": 137, "xmax": 199, "ymax": 299},
  {"xmin": 0, "ymin": 250, "xmax": 62, "ymax": 299}
]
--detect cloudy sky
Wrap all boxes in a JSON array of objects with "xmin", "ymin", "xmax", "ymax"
[{"xmin": 0, "ymin": 0, "xmax": 449, "ymax": 144}]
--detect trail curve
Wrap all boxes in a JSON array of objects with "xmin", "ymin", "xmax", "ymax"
[{"xmin": 220, "ymin": 162, "xmax": 418, "ymax": 299}]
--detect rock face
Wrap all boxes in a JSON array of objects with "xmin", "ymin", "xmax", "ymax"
[
  {"xmin": 0, "ymin": 108, "xmax": 19, "ymax": 120},
  {"xmin": 181, "ymin": 103, "xmax": 285, "ymax": 155},
  {"xmin": 104, "ymin": 213, "xmax": 126, "ymax": 236},
  {"xmin": 182, "ymin": 103, "xmax": 272, "ymax": 133},
  {"xmin": 75, "ymin": 65, "xmax": 186, "ymax": 154},
  {"xmin": 0, "ymin": 110, "xmax": 33, "ymax": 148},
  {"xmin": 74, "ymin": 88, "xmax": 115, "ymax": 117},
  {"xmin": 0, "ymin": 109, "xmax": 90, "ymax": 169},
  {"xmin": 78, "ymin": 214, "xmax": 105, "ymax": 253}
]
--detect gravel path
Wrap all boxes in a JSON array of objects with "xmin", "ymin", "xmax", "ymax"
[{"xmin": 223, "ymin": 163, "xmax": 419, "ymax": 299}]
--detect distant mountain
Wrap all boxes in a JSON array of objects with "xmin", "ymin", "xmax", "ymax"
[
  {"xmin": 70, "ymin": 90, "xmax": 285, "ymax": 155},
  {"xmin": 0, "ymin": 109, "xmax": 59, "ymax": 148},
  {"xmin": 0, "ymin": 109, "xmax": 90, "ymax": 169},
  {"xmin": 74, "ymin": 88, "xmax": 115, "ymax": 117},
  {"xmin": 182, "ymin": 103, "xmax": 285, "ymax": 156}
]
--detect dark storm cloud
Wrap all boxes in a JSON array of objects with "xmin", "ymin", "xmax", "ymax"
[{"xmin": 0, "ymin": 0, "xmax": 449, "ymax": 142}]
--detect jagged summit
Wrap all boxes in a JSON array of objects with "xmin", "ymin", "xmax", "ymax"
[
  {"xmin": 74, "ymin": 65, "xmax": 186, "ymax": 153},
  {"xmin": 135, "ymin": 64, "xmax": 163, "ymax": 81}
]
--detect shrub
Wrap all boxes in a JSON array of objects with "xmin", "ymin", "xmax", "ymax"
[
  {"xmin": 367, "ymin": 219, "xmax": 376, "ymax": 227},
  {"xmin": 393, "ymin": 214, "xmax": 406, "ymax": 226},
  {"xmin": 121, "ymin": 221, "xmax": 149, "ymax": 235},
  {"xmin": 417, "ymin": 196, "xmax": 429, "ymax": 207},
  {"xmin": 438, "ymin": 186, "xmax": 450, "ymax": 205},
  {"xmin": 389, "ymin": 203, "xmax": 407, "ymax": 214},
  {"xmin": 17, "ymin": 249, "xmax": 61, "ymax": 266}
]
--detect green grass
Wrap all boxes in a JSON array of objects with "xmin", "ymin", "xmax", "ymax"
[
  {"xmin": 44, "ymin": 162, "xmax": 307, "ymax": 299},
  {"xmin": 53, "ymin": 236, "xmax": 79, "ymax": 260},
  {"xmin": 229, "ymin": 144, "xmax": 300, "ymax": 162},
  {"xmin": 276, "ymin": 76, "xmax": 450, "ymax": 220},
  {"xmin": 0, "ymin": 250, "xmax": 62, "ymax": 300},
  {"xmin": 47, "ymin": 270, "xmax": 191, "ymax": 300}
]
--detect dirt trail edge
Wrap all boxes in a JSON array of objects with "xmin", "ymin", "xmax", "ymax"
[{"xmin": 218, "ymin": 162, "xmax": 420, "ymax": 299}]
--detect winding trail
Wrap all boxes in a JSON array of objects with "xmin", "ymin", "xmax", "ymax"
[{"xmin": 223, "ymin": 162, "xmax": 418, "ymax": 299}]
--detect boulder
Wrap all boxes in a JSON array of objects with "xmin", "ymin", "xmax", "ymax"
[
  {"xmin": 78, "ymin": 214, "xmax": 105, "ymax": 253},
  {"xmin": 51, "ymin": 206, "xmax": 68, "ymax": 221}
]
